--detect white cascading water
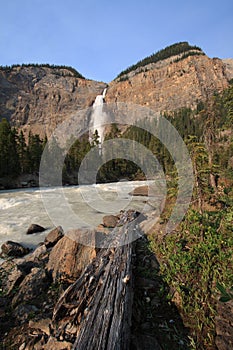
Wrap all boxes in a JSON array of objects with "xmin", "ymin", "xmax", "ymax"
[
  {"xmin": 0, "ymin": 180, "xmax": 154, "ymax": 263},
  {"xmin": 90, "ymin": 88, "xmax": 107, "ymax": 151}
]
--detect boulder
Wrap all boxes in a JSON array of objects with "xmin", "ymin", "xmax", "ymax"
[
  {"xmin": 129, "ymin": 185, "xmax": 149, "ymax": 196},
  {"xmin": 26, "ymin": 224, "xmax": 46, "ymax": 235},
  {"xmin": 103, "ymin": 215, "xmax": 118, "ymax": 228},
  {"xmin": 1, "ymin": 241, "xmax": 30, "ymax": 257},
  {"xmin": 6, "ymin": 266, "xmax": 25, "ymax": 295},
  {"xmin": 44, "ymin": 226, "xmax": 64, "ymax": 247},
  {"xmin": 25, "ymin": 244, "xmax": 47, "ymax": 262},
  {"xmin": 47, "ymin": 235, "xmax": 96, "ymax": 283},
  {"xmin": 12, "ymin": 267, "xmax": 50, "ymax": 307}
]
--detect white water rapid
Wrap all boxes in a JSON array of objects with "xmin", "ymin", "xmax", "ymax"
[
  {"xmin": 0, "ymin": 180, "xmax": 157, "ymax": 263},
  {"xmin": 90, "ymin": 88, "xmax": 107, "ymax": 151}
]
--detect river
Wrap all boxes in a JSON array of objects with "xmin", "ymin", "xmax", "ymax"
[{"xmin": 0, "ymin": 180, "xmax": 157, "ymax": 260}]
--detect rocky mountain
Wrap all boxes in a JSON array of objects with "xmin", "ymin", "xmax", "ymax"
[
  {"xmin": 106, "ymin": 54, "xmax": 232, "ymax": 112},
  {"xmin": 0, "ymin": 43, "xmax": 233, "ymax": 138},
  {"xmin": 223, "ymin": 58, "xmax": 233, "ymax": 80},
  {"xmin": 0, "ymin": 65, "xmax": 106, "ymax": 137}
]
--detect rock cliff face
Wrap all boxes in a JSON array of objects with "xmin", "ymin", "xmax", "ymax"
[
  {"xmin": 105, "ymin": 54, "xmax": 230, "ymax": 112},
  {"xmin": 0, "ymin": 65, "xmax": 106, "ymax": 137},
  {"xmin": 0, "ymin": 50, "xmax": 232, "ymax": 138},
  {"xmin": 222, "ymin": 58, "xmax": 233, "ymax": 81}
]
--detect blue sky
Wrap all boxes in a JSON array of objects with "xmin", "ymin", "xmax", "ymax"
[{"xmin": 0, "ymin": 0, "xmax": 233, "ymax": 82}]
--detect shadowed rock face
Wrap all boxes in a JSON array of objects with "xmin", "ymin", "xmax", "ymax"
[
  {"xmin": 0, "ymin": 65, "xmax": 106, "ymax": 138},
  {"xmin": 222, "ymin": 58, "xmax": 233, "ymax": 81}
]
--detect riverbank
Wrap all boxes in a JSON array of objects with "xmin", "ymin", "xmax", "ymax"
[
  {"xmin": 0, "ymin": 173, "xmax": 148, "ymax": 191},
  {"xmin": 0, "ymin": 209, "xmax": 232, "ymax": 349},
  {"xmin": 0, "ymin": 210, "xmax": 191, "ymax": 349},
  {"xmin": 0, "ymin": 174, "xmax": 39, "ymax": 190},
  {"xmin": 1, "ymin": 181, "xmax": 232, "ymax": 349}
]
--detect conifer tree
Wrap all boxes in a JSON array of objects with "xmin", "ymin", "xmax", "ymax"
[{"xmin": 0, "ymin": 119, "xmax": 20, "ymax": 177}]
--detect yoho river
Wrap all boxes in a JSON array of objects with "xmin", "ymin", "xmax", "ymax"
[{"xmin": 0, "ymin": 180, "xmax": 160, "ymax": 260}]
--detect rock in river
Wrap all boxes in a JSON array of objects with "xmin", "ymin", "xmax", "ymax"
[
  {"xmin": 26, "ymin": 223, "xmax": 46, "ymax": 235},
  {"xmin": 0, "ymin": 241, "xmax": 30, "ymax": 258},
  {"xmin": 129, "ymin": 185, "xmax": 149, "ymax": 196},
  {"xmin": 103, "ymin": 215, "xmax": 119, "ymax": 228}
]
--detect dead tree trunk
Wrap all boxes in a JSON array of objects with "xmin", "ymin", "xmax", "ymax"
[{"xmin": 51, "ymin": 211, "xmax": 142, "ymax": 350}]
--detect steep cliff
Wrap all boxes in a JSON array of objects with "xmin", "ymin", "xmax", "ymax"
[
  {"xmin": 222, "ymin": 58, "xmax": 233, "ymax": 81},
  {"xmin": 0, "ymin": 44, "xmax": 232, "ymax": 138},
  {"xmin": 0, "ymin": 65, "xmax": 106, "ymax": 137},
  {"xmin": 105, "ymin": 54, "xmax": 230, "ymax": 112}
]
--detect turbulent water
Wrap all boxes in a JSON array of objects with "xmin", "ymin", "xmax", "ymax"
[{"xmin": 0, "ymin": 181, "xmax": 156, "ymax": 260}]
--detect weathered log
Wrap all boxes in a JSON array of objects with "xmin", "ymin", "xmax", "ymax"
[{"xmin": 51, "ymin": 211, "xmax": 143, "ymax": 349}]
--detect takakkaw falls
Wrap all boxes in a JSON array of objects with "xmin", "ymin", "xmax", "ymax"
[{"xmin": 90, "ymin": 87, "xmax": 107, "ymax": 151}]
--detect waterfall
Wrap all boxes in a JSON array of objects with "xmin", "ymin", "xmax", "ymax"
[{"xmin": 90, "ymin": 88, "xmax": 107, "ymax": 150}]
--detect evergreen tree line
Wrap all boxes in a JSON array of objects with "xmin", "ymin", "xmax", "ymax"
[
  {"xmin": 0, "ymin": 64, "xmax": 85, "ymax": 79},
  {"xmin": 0, "ymin": 118, "xmax": 46, "ymax": 178},
  {"xmin": 63, "ymin": 127, "xmax": 143, "ymax": 184},
  {"xmin": 116, "ymin": 42, "xmax": 203, "ymax": 79}
]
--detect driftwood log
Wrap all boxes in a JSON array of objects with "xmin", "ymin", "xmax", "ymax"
[{"xmin": 51, "ymin": 211, "xmax": 143, "ymax": 350}]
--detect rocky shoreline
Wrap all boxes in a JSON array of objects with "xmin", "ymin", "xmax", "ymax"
[
  {"xmin": 0, "ymin": 209, "xmax": 187, "ymax": 350},
  {"xmin": 0, "ymin": 209, "xmax": 232, "ymax": 349},
  {"xmin": 0, "ymin": 211, "xmax": 148, "ymax": 349}
]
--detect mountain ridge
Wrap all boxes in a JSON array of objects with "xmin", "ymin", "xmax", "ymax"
[
  {"xmin": 0, "ymin": 42, "xmax": 232, "ymax": 137},
  {"xmin": 115, "ymin": 41, "xmax": 205, "ymax": 79},
  {"xmin": 106, "ymin": 54, "xmax": 231, "ymax": 112}
]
